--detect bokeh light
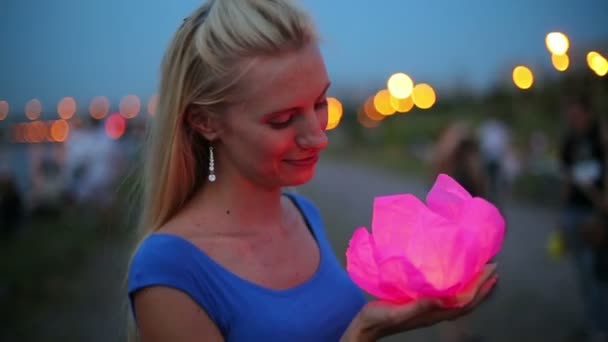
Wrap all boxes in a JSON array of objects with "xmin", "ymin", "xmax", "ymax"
[
  {"xmin": 412, "ymin": 83, "xmax": 437, "ymax": 109},
  {"xmin": 587, "ymin": 52, "xmax": 608, "ymax": 77},
  {"xmin": 387, "ymin": 73, "xmax": 414, "ymax": 99},
  {"xmin": 373, "ymin": 89, "xmax": 396, "ymax": 116},
  {"xmin": 358, "ymin": 107, "xmax": 381, "ymax": 129},
  {"xmin": 545, "ymin": 32, "xmax": 569, "ymax": 56},
  {"xmin": 57, "ymin": 96, "xmax": 77, "ymax": 120},
  {"xmin": 50, "ymin": 120, "xmax": 70, "ymax": 142},
  {"xmin": 25, "ymin": 99, "xmax": 42, "ymax": 120},
  {"xmin": 551, "ymin": 53, "xmax": 569, "ymax": 72},
  {"xmin": 326, "ymin": 97, "xmax": 343, "ymax": 131},
  {"xmin": 105, "ymin": 113, "xmax": 127, "ymax": 139},
  {"xmin": 147, "ymin": 94, "xmax": 158, "ymax": 116},
  {"xmin": 119, "ymin": 95, "xmax": 141, "ymax": 119},
  {"xmin": 512, "ymin": 66, "xmax": 534, "ymax": 90},
  {"xmin": 390, "ymin": 95, "xmax": 414, "ymax": 113},
  {"xmin": 364, "ymin": 96, "xmax": 385, "ymax": 121},
  {"xmin": 0, "ymin": 100, "xmax": 8, "ymax": 120},
  {"xmin": 89, "ymin": 96, "xmax": 110, "ymax": 120},
  {"xmin": 29, "ymin": 121, "xmax": 48, "ymax": 143}
]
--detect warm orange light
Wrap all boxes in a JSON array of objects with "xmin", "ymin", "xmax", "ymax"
[
  {"xmin": 89, "ymin": 96, "xmax": 110, "ymax": 120},
  {"xmin": 0, "ymin": 100, "xmax": 8, "ymax": 120},
  {"xmin": 50, "ymin": 120, "xmax": 70, "ymax": 142},
  {"xmin": 387, "ymin": 73, "xmax": 414, "ymax": 99},
  {"xmin": 390, "ymin": 95, "xmax": 414, "ymax": 113},
  {"xmin": 25, "ymin": 99, "xmax": 42, "ymax": 120},
  {"xmin": 545, "ymin": 32, "xmax": 569, "ymax": 55},
  {"xmin": 551, "ymin": 53, "xmax": 570, "ymax": 72},
  {"xmin": 105, "ymin": 113, "xmax": 127, "ymax": 139},
  {"xmin": 412, "ymin": 83, "xmax": 437, "ymax": 109},
  {"xmin": 57, "ymin": 97, "xmax": 77, "ymax": 120},
  {"xmin": 119, "ymin": 95, "xmax": 141, "ymax": 119},
  {"xmin": 358, "ymin": 107, "xmax": 381, "ymax": 129},
  {"xmin": 512, "ymin": 66, "xmax": 534, "ymax": 90},
  {"xmin": 147, "ymin": 94, "xmax": 158, "ymax": 116},
  {"xmin": 364, "ymin": 96, "xmax": 385, "ymax": 121},
  {"xmin": 373, "ymin": 90, "xmax": 396, "ymax": 116},
  {"xmin": 12, "ymin": 123, "xmax": 25, "ymax": 143},
  {"xmin": 29, "ymin": 121, "xmax": 48, "ymax": 143},
  {"xmin": 326, "ymin": 97, "xmax": 343, "ymax": 130}
]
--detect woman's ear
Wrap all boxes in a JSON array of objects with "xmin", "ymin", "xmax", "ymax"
[{"xmin": 185, "ymin": 105, "xmax": 222, "ymax": 141}]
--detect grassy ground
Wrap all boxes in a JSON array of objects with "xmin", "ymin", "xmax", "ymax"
[{"xmin": 0, "ymin": 194, "xmax": 137, "ymax": 342}]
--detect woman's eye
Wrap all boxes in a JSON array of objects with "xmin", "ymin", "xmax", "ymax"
[{"xmin": 268, "ymin": 114, "xmax": 294, "ymax": 128}]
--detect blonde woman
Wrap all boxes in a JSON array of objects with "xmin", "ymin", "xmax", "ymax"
[{"xmin": 127, "ymin": 1, "xmax": 498, "ymax": 341}]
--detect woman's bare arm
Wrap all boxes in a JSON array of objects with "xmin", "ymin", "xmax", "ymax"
[{"xmin": 133, "ymin": 286, "xmax": 224, "ymax": 342}]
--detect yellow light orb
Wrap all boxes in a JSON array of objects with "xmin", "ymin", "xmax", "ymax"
[
  {"xmin": 587, "ymin": 51, "xmax": 601, "ymax": 68},
  {"xmin": 390, "ymin": 95, "xmax": 414, "ymax": 113},
  {"xmin": 326, "ymin": 97, "xmax": 343, "ymax": 130},
  {"xmin": 412, "ymin": 83, "xmax": 436, "ymax": 109},
  {"xmin": 387, "ymin": 72, "xmax": 414, "ymax": 99},
  {"xmin": 512, "ymin": 66, "xmax": 534, "ymax": 90},
  {"xmin": 545, "ymin": 32, "xmax": 569, "ymax": 55},
  {"xmin": 551, "ymin": 53, "xmax": 570, "ymax": 72},
  {"xmin": 589, "ymin": 53, "xmax": 608, "ymax": 76},
  {"xmin": 373, "ymin": 89, "xmax": 396, "ymax": 116}
]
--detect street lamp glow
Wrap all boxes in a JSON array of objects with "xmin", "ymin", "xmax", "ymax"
[
  {"xmin": 387, "ymin": 73, "xmax": 414, "ymax": 99},
  {"xmin": 412, "ymin": 83, "xmax": 436, "ymax": 109},
  {"xmin": 374, "ymin": 89, "xmax": 396, "ymax": 116},
  {"xmin": 587, "ymin": 52, "xmax": 608, "ymax": 76},
  {"xmin": 390, "ymin": 95, "xmax": 414, "ymax": 113},
  {"xmin": 326, "ymin": 97, "xmax": 343, "ymax": 130},
  {"xmin": 545, "ymin": 32, "xmax": 569, "ymax": 55},
  {"xmin": 551, "ymin": 53, "xmax": 569, "ymax": 72},
  {"xmin": 512, "ymin": 66, "xmax": 534, "ymax": 90}
]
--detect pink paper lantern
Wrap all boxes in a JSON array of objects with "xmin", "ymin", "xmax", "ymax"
[{"xmin": 346, "ymin": 173, "xmax": 505, "ymax": 307}]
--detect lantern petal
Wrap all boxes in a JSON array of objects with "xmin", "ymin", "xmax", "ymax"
[
  {"xmin": 426, "ymin": 173, "xmax": 472, "ymax": 221},
  {"xmin": 346, "ymin": 227, "xmax": 392, "ymax": 299}
]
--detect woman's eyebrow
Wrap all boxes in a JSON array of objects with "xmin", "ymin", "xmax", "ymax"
[{"xmin": 265, "ymin": 82, "xmax": 332, "ymax": 116}]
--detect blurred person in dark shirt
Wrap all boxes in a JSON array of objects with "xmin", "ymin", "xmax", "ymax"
[
  {"xmin": 559, "ymin": 93, "xmax": 608, "ymax": 340},
  {"xmin": 0, "ymin": 170, "xmax": 24, "ymax": 236}
]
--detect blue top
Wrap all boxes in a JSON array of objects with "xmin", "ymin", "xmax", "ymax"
[{"xmin": 128, "ymin": 193, "xmax": 367, "ymax": 341}]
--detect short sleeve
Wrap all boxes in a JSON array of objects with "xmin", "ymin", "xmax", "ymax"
[{"xmin": 127, "ymin": 234, "xmax": 228, "ymax": 333}]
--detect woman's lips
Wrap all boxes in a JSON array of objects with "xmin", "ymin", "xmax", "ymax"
[{"xmin": 283, "ymin": 155, "xmax": 319, "ymax": 167}]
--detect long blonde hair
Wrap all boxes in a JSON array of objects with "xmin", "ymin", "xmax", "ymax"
[
  {"xmin": 125, "ymin": 0, "xmax": 316, "ymax": 339},
  {"xmin": 139, "ymin": 0, "xmax": 315, "ymax": 236}
]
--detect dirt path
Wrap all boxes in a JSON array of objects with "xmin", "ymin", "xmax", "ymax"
[{"xmin": 34, "ymin": 157, "xmax": 584, "ymax": 342}]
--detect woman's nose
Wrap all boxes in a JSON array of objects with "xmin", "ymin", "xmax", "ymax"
[{"xmin": 296, "ymin": 110, "xmax": 328, "ymax": 150}]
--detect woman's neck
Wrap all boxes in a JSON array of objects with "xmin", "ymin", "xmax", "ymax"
[{"xmin": 180, "ymin": 175, "xmax": 288, "ymax": 237}]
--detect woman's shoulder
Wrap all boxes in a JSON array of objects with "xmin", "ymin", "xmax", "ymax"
[
  {"xmin": 283, "ymin": 191, "xmax": 320, "ymax": 214},
  {"xmin": 129, "ymin": 233, "xmax": 194, "ymax": 280}
]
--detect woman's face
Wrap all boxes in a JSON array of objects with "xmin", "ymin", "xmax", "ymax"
[{"xmin": 215, "ymin": 43, "xmax": 330, "ymax": 188}]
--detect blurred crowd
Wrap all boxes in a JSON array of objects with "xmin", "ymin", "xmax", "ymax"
[
  {"xmin": 429, "ymin": 92, "xmax": 608, "ymax": 341},
  {"xmin": 0, "ymin": 117, "xmax": 140, "ymax": 237}
]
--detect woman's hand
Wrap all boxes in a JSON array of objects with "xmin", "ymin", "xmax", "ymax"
[{"xmin": 341, "ymin": 264, "xmax": 498, "ymax": 342}]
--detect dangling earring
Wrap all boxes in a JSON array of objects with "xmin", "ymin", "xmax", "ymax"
[{"xmin": 208, "ymin": 145, "xmax": 216, "ymax": 182}]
